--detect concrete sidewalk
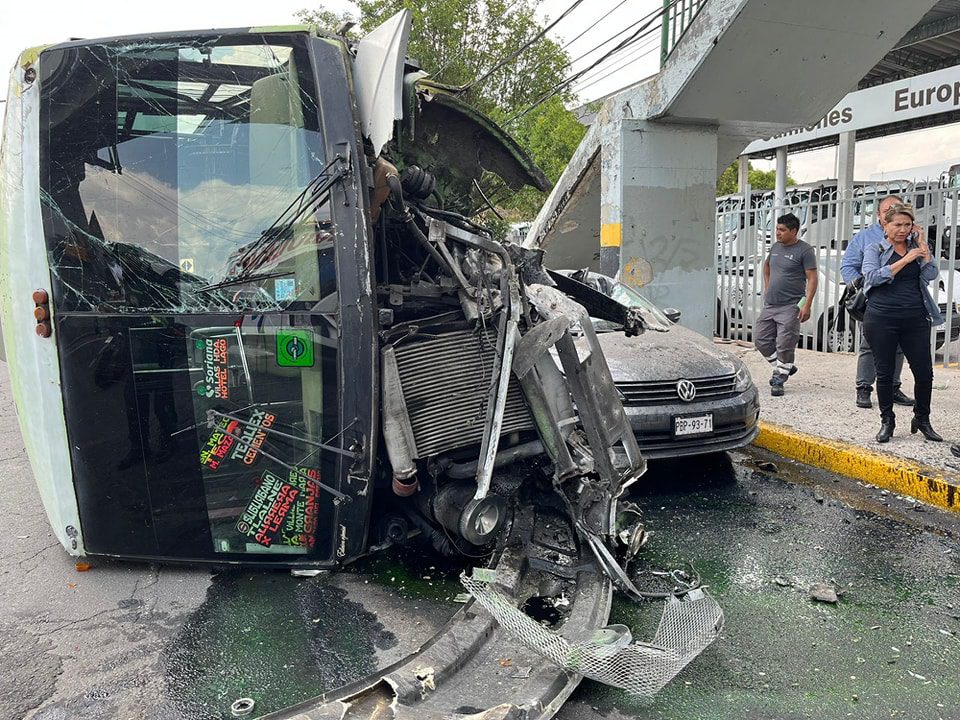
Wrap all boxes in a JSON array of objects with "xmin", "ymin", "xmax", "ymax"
[{"xmin": 721, "ymin": 338, "xmax": 960, "ymax": 511}]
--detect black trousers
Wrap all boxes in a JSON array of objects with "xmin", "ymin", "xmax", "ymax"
[{"xmin": 862, "ymin": 309, "xmax": 933, "ymax": 420}]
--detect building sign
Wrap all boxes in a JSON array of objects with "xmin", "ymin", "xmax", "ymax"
[{"xmin": 745, "ymin": 64, "xmax": 960, "ymax": 154}]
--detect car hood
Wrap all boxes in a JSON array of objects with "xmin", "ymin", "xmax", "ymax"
[{"xmin": 588, "ymin": 325, "xmax": 741, "ymax": 383}]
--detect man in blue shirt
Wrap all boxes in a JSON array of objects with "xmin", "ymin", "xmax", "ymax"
[{"xmin": 840, "ymin": 195, "xmax": 913, "ymax": 410}]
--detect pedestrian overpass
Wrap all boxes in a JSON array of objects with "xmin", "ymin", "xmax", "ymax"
[{"xmin": 524, "ymin": 0, "xmax": 948, "ymax": 337}]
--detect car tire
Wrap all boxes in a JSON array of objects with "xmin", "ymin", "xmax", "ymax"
[
  {"xmin": 715, "ymin": 302, "xmax": 729, "ymax": 338},
  {"xmin": 817, "ymin": 310, "xmax": 856, "ymax": 353}
]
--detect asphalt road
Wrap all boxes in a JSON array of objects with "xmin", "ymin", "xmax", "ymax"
[{"xmin": 2, "ymin": 362, "xmax": 960, "ymax": 720}]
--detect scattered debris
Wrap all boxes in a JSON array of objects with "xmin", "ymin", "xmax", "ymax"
[
  {"xmin": 510, "ymin": 666, "xmax": 532, "ymax": 679},
  {"xmin": 809, "ymin": 583, "xmax": 839, "ymax": 604},
  {"xmin": 414, "ymin": 666, "xmax": 436, "ymax": 697},
  {"xmin": 756, "ymin": 461, "xmax": 779, "ymax": 473},
  {"xmin": 230, "ymin": 698, "xmax": 256, "ymax": 717},
  {"xmin": 290, "ymin": 569, "xmax": 325, "ymax": 578},
  {"xmin": 773, "ymin": 577, "xmax": 793, "ymax": 587}
]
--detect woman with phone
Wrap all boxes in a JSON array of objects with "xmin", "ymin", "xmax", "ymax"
[{"xmin": 862, "ymin": 203, "xmax": 944, "ymax": 443}]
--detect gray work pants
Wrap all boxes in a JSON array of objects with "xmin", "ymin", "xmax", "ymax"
[
  {"xmin": 856, "ymin": 327, "xmax": 903, "ymax": 390},
  {"xmin": 754, "ymin": 303, "xmax": 801, "ymax": 365}
]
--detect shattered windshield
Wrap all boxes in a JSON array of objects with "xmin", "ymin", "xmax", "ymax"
[
  {"xmin": 36, "ymin": 34, "xmax": 348, "ymax": 561},
  {"xmin": 39, "ymin": 34, "xmax": 331, "ymax": 313}
]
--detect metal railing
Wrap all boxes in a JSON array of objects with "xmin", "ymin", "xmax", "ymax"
[
  {"xmin": 661, "ymin": 0, "xmax": 707, "ymax": 67},
  {"xmin": 715, "ymin": 183, "xmax": 960, "ymax": 369}
]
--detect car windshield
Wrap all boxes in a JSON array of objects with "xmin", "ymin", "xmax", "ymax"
[{"xmin": 609, "ymin": 282, "xmax": 671, "ymax": 325}]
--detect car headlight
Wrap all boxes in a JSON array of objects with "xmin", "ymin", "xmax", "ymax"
[{"xmin": 733, "ymin": 362, "xmax": 752, "ymax": 392}]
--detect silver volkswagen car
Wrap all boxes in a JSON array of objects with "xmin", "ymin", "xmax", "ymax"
[{"xmin": 564, "ymin": 270, "xmax": 761, "ymax": 459}]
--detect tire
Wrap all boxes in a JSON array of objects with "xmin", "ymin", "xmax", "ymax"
[
  {"xmin": 817, "ymin": 309, "xmax": 856, "ymax": 353},
  {"xmin": 715, "ymin": 302, "xmax": 729, "ymax": 338}
]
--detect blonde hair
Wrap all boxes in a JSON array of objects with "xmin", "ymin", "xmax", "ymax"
[{"xmin": 882, "ymin": 202, "xmax": 915, "ymax": 223}]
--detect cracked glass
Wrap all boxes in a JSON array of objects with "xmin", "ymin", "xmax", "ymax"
[{"xmin": 39, "ymin": 34, "xmax": 343, "ymax": 560}]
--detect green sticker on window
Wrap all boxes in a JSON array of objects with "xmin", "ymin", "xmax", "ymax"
[{"xmin": 277, "ymin": 330, "xmax": 314, "ymax": 367}]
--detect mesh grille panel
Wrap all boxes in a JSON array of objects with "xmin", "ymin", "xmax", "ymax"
[{"xmin": 461, "ymin": 573, "xmax": 724, "ymax": 698}]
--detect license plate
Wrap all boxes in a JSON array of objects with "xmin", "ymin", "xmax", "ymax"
[{"xmin": 674, "ymin": 414, "xmax": 713, "ymax": 437}]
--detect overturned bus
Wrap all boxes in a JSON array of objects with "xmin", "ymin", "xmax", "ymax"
[{"xmin": 0, "ymin": 12, "xmax": 722, "ymax": 713}]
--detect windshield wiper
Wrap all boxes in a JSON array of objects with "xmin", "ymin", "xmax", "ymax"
[
  {"xmin": 197, "ymin": 269, "xmax": 294, "ymax": 294},
  {"xmin": 200, "ymin": 154, "xmax": 350, "ymax": 294}
]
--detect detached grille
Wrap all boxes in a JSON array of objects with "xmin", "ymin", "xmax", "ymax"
[
  {"xmin": 391, "ymin": 329, "xmax": 533, "ymax": 457},
  {"xmin": 616, "ymin": 374, "xmax": 737, "ymax": 406}
]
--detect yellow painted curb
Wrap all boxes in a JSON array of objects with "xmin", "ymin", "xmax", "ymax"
[{"xmin": 754, "ymin": 421, "xmax": 960, "ymax": 513}]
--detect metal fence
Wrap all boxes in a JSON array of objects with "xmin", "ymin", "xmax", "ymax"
[
  {"xmin": 715, "ymin": 183, "xmax": 960, "ymax": 369},
  {"xmin": 660, "ymin": 0, "xmax": 707, "ymax": 67}
]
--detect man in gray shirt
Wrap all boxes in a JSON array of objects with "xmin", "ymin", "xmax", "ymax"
[{"xmin": 755, "ymin": 213, "xmax": 818, "ymax": 396}]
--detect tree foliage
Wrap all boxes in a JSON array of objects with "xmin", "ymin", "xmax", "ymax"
[
  {"xmin": 297, "ymin": 1, "xmax": 585, "ymax": 222},
  {"xmin": 717, "ymin": 158, "xmax": 795, "ymax": 196}
]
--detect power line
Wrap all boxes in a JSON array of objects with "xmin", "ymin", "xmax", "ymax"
[
  {"xmin": 565, "ymin": 0, "xmax": 675, "ymax": 69},
  {"xmin": 556, "ymin": 0, "xmax": 632, "ymax": 52},
  {"xmin": 571, "ymin": 34, "xmax": 659, "ymax": 93},
  {"xmin": 506, "ymin": 1, "xmax": 673, "ymax": 124},
  {"xmin": 462, "ymin": 0, "xmax": 587, "ymax": 93}
]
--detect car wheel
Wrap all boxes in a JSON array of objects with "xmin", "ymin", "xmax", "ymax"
[
  {"xmin": 715, "ymin": 302, "xmax": 729, "ymax": 338},
  {"xmin": 817, "ymin": 310, "xmax": 856, "ymax": 353}
]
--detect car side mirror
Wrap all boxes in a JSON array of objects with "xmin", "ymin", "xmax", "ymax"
[{"xmin": 664, "ymin": 307, "xmax": 681, "ymax": 324}]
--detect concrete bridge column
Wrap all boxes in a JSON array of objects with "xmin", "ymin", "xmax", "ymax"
[
  {"xmin": 599, "ymin": 129, "xmax": 623, "ymax": 278},
  {"xmin": 618, "ymin": 119, "xmax": 719, "ymax": 337}
]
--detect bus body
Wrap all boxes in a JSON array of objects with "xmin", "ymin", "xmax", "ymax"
[{"xmin": 1, "ymin": 18, "xmax": 646, "ymax": 567}]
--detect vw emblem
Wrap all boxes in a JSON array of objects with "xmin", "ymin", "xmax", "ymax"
[{"xmin": 676, "ymin": 379, "xmax": 697, "ymax": 402}]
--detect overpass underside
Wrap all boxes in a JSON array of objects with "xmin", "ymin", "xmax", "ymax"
[{"xmin": 525, "ymin": 0, "xmax": 939, "ymax": 336}]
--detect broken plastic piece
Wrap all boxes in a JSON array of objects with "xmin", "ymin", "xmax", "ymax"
[
  {"xmin": 290, "ymin": 569, "xmax": 325, "ymax": 578},
  {"xmin": 472, "ymin": 567, "xmax": 497, "ymax": 583}
]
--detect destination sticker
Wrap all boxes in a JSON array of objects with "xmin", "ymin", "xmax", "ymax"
[
  {"xmin": 196, "ymin": 336, "xmax": 230, "ymax": 399},
  {"xmin": 199, "ymin": 417, "xmax": 240, "ymax": 471},
  {"xmin": 228, "ymin": 408, "xmax": 276, "ymax": 466},
  {"xmin": 236, "ymin": 470, "xmax": 300, "ymax": 548},
  {"xmin": 276, "ymin": 329, "xmax": 314, "ymax": 368},
  {"xmin": 278, "ymin": 467, "xmax": 322, "ymax": 548}
]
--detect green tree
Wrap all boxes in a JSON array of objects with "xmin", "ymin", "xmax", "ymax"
[
  {"xmin": 297, "ymin": 1, "xmax": 585, "ymax": 222},
  {"xmin": 717, "ymin": 158, "xmax": 794, "ymax": 195}
]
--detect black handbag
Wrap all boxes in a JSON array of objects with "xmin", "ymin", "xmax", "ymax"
[{"xmin": 842, "ymin": 277, "xmax": 867, "ymax": 322}]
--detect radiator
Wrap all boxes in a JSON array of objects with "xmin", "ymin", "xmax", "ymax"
[{"xmin": 390, "ymin": 328, "xmax": 533, "ymax": 458}]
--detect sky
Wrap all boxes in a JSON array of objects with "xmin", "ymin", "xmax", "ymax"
[{"xmin": 2, "ymin": 0, "xmax": 958, "ymax": 185}]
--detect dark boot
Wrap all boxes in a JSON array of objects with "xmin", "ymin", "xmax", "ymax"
[
  {"xmin": 911, "ymin": 415, "xmax": 943, "ymax": 442},
  {"xmin": 892, "ymin": 388, "xmax": 915, "ymax": 406},
  {"xmin": 876, "ymin": 414, "xmax": 895, "ymax": 443},
  {"xmin": 856, "ymin": 387, "xmax": 872, "ymax": 409}
]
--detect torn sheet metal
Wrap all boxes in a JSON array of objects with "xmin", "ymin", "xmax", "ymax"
[{"xmin": 354, "ymin": 10, "xmax": 412, "ymax": 156}]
